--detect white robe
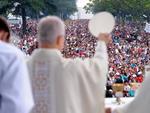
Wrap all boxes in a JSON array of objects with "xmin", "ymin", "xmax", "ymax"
[
  {"xmin": 0, "ymin": 41, "xmax": 34, "ymax": 113},
  {"xmin": 113, "ymin": 65, "xmax": 150, "ymax": 113},
  {"xmin": 27, "ymin": 41, "xmax": 108, "ymax": 113}
]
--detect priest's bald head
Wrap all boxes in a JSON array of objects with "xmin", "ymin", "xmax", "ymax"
[{"xmin": 38, "ymin": 16, "xmax": 65, "ymax": 50}]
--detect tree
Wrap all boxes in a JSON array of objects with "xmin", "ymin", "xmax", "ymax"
[
  {"xmin": 84, "ymin": 0, "xmax": 150, "ymax": 21},
  {"xmin": 0, "ymin": 0, "xmax": 77, "ymax": 36},
  {"xmin": 54, "ymin": 0, "xmax": 77, "ymax": 20},
  {"xmin": 0, "ymin": 0, "xmax": 45, "ymax": 35}
]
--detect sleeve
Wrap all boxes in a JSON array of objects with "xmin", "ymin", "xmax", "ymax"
[
  {"xmin": 93, "ymin": 41, "xmax": 108, "ymax": 76},
  {"xmin": 80, "ymin": 41, "xmax": 108, "ymax": 77},
  {"xmin": 71, "ymin": 41, "xmax": 108, "ymax": 83},
  {"xmin": 0, "ymin": 54, "xmax": 34, "ymax": 113}
]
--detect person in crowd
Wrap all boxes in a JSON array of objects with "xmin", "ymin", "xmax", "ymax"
[
  {"xmin": 27, "ymin": 16, "xmax": 111, "ymax": 113},
  {"xmin": 0, "ymin": 17, "xmax": 34, "ymax": 113},
  {"xmin": 106, "ymin": 89, "xmax": 113, "ymax": 98},
  {"xmin": 123, "ymin": 82, "xmax": 131, "ymax": 97}
]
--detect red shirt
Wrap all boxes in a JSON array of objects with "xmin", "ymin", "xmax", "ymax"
[{"xmin": 136, "ymin": 76, "xmax": 143, "ymax": 83}]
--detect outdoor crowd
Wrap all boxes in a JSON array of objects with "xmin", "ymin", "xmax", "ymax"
[{"xmin": 10, "ymin": 19, "xmax": 150, "ymax": 97}]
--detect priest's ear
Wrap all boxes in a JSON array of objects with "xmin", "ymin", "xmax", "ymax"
[{"xmin": 56, "ymin": 35, "xmax": 65, "ymax": 50}]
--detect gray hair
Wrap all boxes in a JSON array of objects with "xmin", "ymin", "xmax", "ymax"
[{"xmin": 38, "ymin": 16, "xmax": 65, "ymax": 44}]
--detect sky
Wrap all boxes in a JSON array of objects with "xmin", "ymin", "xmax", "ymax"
[
  {"xmin": 77, "ymin": 0, "xmax": 89, "ymax": 8},
  {"xmin": 75, "ymin": 0, "xmax": 93, "ymax": 19}
]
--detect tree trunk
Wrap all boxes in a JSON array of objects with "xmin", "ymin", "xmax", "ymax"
[{"xmin": 21, "ymin": 6, "xmax": 26, "ymax": 38}]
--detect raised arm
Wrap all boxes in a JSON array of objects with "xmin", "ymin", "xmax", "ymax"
[
  {"xmin": 90, "ymin": 33, "xmax": 112, "ymax": 76},
  {"xmin": 69, "ymin": 33, "xmax": 112, "ymax": 83}
]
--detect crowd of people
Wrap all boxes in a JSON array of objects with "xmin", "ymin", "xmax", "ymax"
[
  {"xmin": 106, "ymin": 21, "xmax": 149, "ymax": 97},
  {"xmin": 10, "ymin": 20, "xmax": 38, "ymax": 54},
  {"xmin": 10, "ymin": 19, "xmax": 150, "ymax": 97}
]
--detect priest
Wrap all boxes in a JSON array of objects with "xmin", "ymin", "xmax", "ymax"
[{"xmin": 27, "ymin": 16, "xmax": 112, "ymax": 113}]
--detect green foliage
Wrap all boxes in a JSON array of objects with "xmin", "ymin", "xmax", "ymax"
[
  {"xmin": 84, "ymin": 0, "xmax": 150, "ymax": 20},
  {"xmin": 0, "ymin": 0, "xmax": 77, "ymax": 35},
  {"xmin": 0, "ymin": 0, "xmax": 77, "ymax": 19},
  {"xmin": 55, "ymin": 0, "xmax": 77, "ymax": 19}
]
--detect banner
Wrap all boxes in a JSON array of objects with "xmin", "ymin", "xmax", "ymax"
[{"xmin": 145, "ymin": 22, "xmax": 150, "ymax": 33}]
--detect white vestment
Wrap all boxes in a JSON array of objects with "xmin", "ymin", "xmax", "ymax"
[
  {"xmin": 0, "ymin": 41, "xmax": 34, "ymax": 113},
  {"xmin": 113, "ymin": 65, "xmax": 150, "ymax": 113},
  {"xmin": 27, "ymin": 41, "xmax": 108, "ymax": 113}
]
